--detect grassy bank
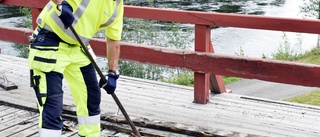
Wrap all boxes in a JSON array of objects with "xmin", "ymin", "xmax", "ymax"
[
  {"xmin": 284, "ymin": 48, "xmax": 320, "ymax": 106},
  {"xmin": 285, "ymin": 89, "xmax": 320, "ymax": 106}
]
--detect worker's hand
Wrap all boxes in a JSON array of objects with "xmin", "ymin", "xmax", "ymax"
[
  {"xmin": 99, "ymin": 74, "xmax": 119, "ymax": 94},
  {"xmin": 58, "ymin": 1, "xmax": 74, "ymax": 28}
]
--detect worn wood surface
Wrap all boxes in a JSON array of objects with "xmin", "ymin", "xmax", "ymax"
[{"xmin": 1, "ymin": 54, "xmax": 320, "ymax": 137}]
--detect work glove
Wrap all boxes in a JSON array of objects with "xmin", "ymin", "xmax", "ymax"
[
  {"xmin": 58, "ymin": 1, "xmax": 74, "ymax": 28},
  {"xmin": 99, "ymin": 74, "xmax": 119, "ymax": 94}
]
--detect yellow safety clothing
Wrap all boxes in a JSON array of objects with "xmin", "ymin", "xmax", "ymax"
[
  {"xmin": 28, "ymin": 0, "xmax": 124, "ymax": 136},
  {"xmin": 37, "ymin": 0, "xmax": 123, "ymax": 44}
]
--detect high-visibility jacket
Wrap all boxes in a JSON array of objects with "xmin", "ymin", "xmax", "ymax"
[{"xmin": 36, "ymin": 0, "xmax": 123, "ymax": 45}]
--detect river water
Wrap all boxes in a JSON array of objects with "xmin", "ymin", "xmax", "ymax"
[
  {"xmin": 211, "ymin": 0, "xmax": 318, "ymax": 57},
  {"xmin": 0, "ymin": 0, "xmax": 318, "ymax": 57}
]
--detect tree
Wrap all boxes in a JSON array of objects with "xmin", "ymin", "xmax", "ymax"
[
  {"xmin": 300, "ymin": 0, "xmax": 320, "ymax": 49},
  {"xmin": 300, "ymin": 0, "xmax": 320, "ymax": 19}
]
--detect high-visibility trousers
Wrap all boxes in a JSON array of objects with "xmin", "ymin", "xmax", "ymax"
[{"xmin": 29, "ymin": 27, "xmax": 101, "ymax": 137}]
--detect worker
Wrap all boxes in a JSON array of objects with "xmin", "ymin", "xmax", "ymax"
[{"xmin": 28, "ymin": 0, "xmax": 123, "ymax": 136}]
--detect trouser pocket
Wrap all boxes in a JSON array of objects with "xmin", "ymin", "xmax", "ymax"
[
  {"xmin": 28, "ymin": 28, "xmax": 60, "ymax": 72},
  {"xmin": 28, "ymin": 48, "xmax": 58, "ymax": 72}
]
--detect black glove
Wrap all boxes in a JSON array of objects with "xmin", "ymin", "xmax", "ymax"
[
  {"xmin": 99, "ymin": 74, "xmax": 119, "ymax": 94},
  {"xmin": 58, "ymin": 1, "xmax": 74, "ymax": 28}
]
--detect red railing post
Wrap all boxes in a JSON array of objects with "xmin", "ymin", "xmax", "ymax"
[
  {"xmin": 31, "ymin": 8, "xmax": 42, "ymax": 29},
  {"xmin": 194, "ymin": 25, "xmax": 211, "ymax": 104},
  {"xmin": 194, "ymin": 25, "xmax": 227, "ymax": 104},
  {"xmin": 209, "ymin": 42, "xmax": 227, "ymax": 94}
]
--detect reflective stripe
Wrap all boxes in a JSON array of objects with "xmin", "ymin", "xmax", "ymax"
[
  {"xmin": 100, "ymin": 0, "xmax": 121, "ymax": 28},
  {"xmin": 39, "ymin": 128, "xmax": 61, "ymax": 137},
  {"xmin": 47, "ymin": 2, "xmax": 53, "ymax": 11},
  {"xmin": 36, "ymin": 2, "xmax": 52, "ymax": 25},
  {"xmin": 77, "ymin": 114, "xmax": 100, "ymax": 125},
  {"xmin": 36, "ymin": 14, "xmax": 42, "ymax": 25},
  {"xmin": 73, "ymin": 0, "xmax": 90, "ymax": 25},
  {"xmin": 43, "ymin": 24, "xmax": 53, "ymax": 32},
  {"xmin": 50, "ymin": 0, "xmax": 91, "ymax": 45},
  {"xmin": 51, "ymin": 13, "xmax": 91, "ymax": 45}
]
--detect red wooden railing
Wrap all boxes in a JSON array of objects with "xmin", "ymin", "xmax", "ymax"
[{"xmin": 1, "ymin": 0, "xmax": 320, "ymax": 104}]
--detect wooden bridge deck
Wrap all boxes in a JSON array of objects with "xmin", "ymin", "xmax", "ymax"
[{"xmin": 1, "ymin": 54, "xmax": 320, "ymax": 137}]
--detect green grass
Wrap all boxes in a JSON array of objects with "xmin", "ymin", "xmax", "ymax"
[
  {"xmin": 285, "ymin": 89, "xmax": 320, "ymax": 106},
  {"xmin": 296, "ymin": 48, "xmax": 320, "ymax": 64},
  {"xmin": 166, "ymin": 71, "xmax": 194, "ymax": 86},
  {"xmin": 223, "ymin": 76, "xmax": 242, "ymax": 85},
  {"xmin": 284, "ymin": 48, "xmax": 320, "ymax": 106},
  {"xmin": 164, "ymin": 73, "xmax": 241, "ymax": 87}
]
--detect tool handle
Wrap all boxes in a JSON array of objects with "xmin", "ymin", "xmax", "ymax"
[
  {"xmin": 69, "ymin": 26, "xmax": 141, "ymax": 137},
  {"xmin": 69, "ymin": 27, "xmax": 105, "ymax": 82}
]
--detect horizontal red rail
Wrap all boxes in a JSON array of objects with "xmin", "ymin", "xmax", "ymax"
[
  {"xmin": 0, "ymin": 25, "xmax": 32, "ymax": 44},
  {"xmin": 2, "ymin": 26, "xmax": 320, "ymax": 88}
]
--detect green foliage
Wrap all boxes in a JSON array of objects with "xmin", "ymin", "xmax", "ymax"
[
  {"xmin": 299, "ymin": 0, "xmax": 320, "ymax": 49},
  {"xmin": 12, "ymin": 7, "xmax": 31, "ymax": 58},
  {"xmin": 223, "ymin": 76, "xmax": 241, "ymax": 85},
  {"xmin": 162, "ymin": 73, "xmax": 242, "ymax": 87},
  {"xmin": 163, "ymin": 70, "xmax": 194, "ymax": 86},
  {"xmin": 12, "ymin": 43, "xmax": 29, "ymax": 58},
  {"xmin": 120, "ymin": 18, "xmax": 193, "ymax": 81},
  {"xmin": 164, "ymin": 23, "xmax": 193, "ymax": 49},
  {"xmin": 235, "ymin": 46, "xmax": 245, "ymax": 56},
  {"xmin": 119, "ymin": 60, "xmax": 164, "ymax": 80},
  {"xmin": 261, "ymin": 53, "xmax": 268, "ymax": 59},
  {"xmin": 18, "ymin": 7, "xmax": 32, "ymax": 28},
  {"xmin": 300, "ymin": 0, "xmax": 320, "ymax": 19},
  {"xmin": 283, "ymin": 40, "xmax": 320, "ymax": 106},
  {"xmin": 295, "ymin": 48, "xmax": 320, "ymax": 64},
  {"xmin": 271, "ymin": 33, "xmax": 302, "ymax": 61}
]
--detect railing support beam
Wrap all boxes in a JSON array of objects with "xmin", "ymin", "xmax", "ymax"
[
  {"xmin": 194, "ymin": 25, "xmax": 227, "ymax": 104},
  {"xmin": 31, "ymin": 8, "xmax": 42, "ymax": 29},
  {"xmin": 193, "ymin": 25, "xmax": 210, "ymax": 104},
  {"xmin": 209, "ymin": 42, "xmax": 227, "ymax": 94}
]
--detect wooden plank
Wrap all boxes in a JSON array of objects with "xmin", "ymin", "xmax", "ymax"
[
  {"xmin": 209, "ymin": 95, "xmax": 320, "ymax": 123},
  {"xmin": 0, "ymin": 110, "xmax": 35, "ymax": 125},
  {"xmin": 0, "ymin": 107, "xmax": 20, "ymax": 117},
  {"xmin": 0, "ymin": 116, "xmax": 38, "ymax": 136},
  {"xmin": 193, "ymin": 25, "xmax": 211, "ymax": 103},
  {"xmin": 0, "ymin": 25, "xmax": 32, "ymax": 45},
  {"xmin": 0, "ymin": 0, "xmax": 46, "ymax": 9},
  {"xmin": 97, "ymin": 92, "xmax": 320, "ymax": 137},
  {"xmin": 0, "ymin": 105, "xmax": 11, "ymax": 112},
  {"xmin": 119, "ymin": 42, "xmax": 320, "ymax": 87},
  {"xmin": 61, "ymin": 121, "xmax": 79, "ymax": 136},
  {"xmin": 2, "ymin": 54, "xmax": 320, "ymax": 136},
  {"xmin": 7, "ymin": 123, "xmax": 39, "ymax": 137},
  {"xmin": 0, "ymin": 109, "xmax": 38, "ymax": 131},
  {"xmin": 100, "ymin": 130, "xmax": 118, "ymax": 137}
]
